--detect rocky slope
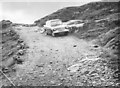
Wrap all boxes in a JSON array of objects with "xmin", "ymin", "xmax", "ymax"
[{"xmin": 0, "ymin": 20, "xmax": 29, "ymax": 85}]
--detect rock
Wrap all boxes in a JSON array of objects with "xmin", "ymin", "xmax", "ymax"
[
  {"xmin": 13, "ymin": 55, "xmax": 24, "ymax": 64},
  {"xmin": 36, "ymin": 63, "xmax": 44, "ymax": 67},
  {"xmin": 59, "ymin": 78, "xmax": 65, "ymax": 81},
  {"xmin": 56, "ymin": 50, "xmax": 59, "ymax": 51},
  {"xmin": 90, "ymin": 73, "xmax": 99, "ymax": 77},
  {"xmin": 94, "ymin": 45, "xmax": 99, "ymax": 48},
  {"xmin": 19, "ymin": 43, "xmax": 25, "ymax": 49},
  {"xmin": 84, "ymin": 70, "xmax": 89, "ymax": 74},
  {"xmin": 67, "ymin": 64, "xmax": 80, "ymax": 72},
  {"xmin": 80, "ymin": 68, "xmax": 89, "ymax": 74},
  {"xmin": 16, "ymin": 58, "xmax": 24, "ymax": 64},
  {"xmin": 17, "ymin": 50, "xmax": 25, "ymax": 55},
  {"xmin": 73, "ymin": 45, "xmax": 77, "ymax": 47},
  {"xmin": 50, "ymin": 80, "xmax": 56, "ymax": 85},
  {"xmin": 89, "ymin": 71, "xmax": 96, "ymax": 74},
  {"xmin": 49, "ymin": 61, "xmax": 53, "ymax": 64},
  {"xmin": 13, "ymin": 55, "xmax": 20, "ymax": 60},
  {"xmin": 16, "ymin": 45, "xmax": 21, "ymax": 49},
  {"xmin": 7, "ymin": 51, "xmax": 14, "ymax": 56},
  {"xmin": 2, "ymin": 67, "xmax": 9, "ymax": 73},
  {"xmin": 1, "ymin": 58, "xmax": 16, "ymax": 72},
  {"xmin": 17, "ymin": 39, "xmax": 24, "ymax": 43}
]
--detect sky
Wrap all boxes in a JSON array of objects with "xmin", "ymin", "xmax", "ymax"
[{"xmin": 0, "ymin": 0, "xmax": 115, "ymax": 24}]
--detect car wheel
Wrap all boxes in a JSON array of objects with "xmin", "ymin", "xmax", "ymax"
[{"xmin": 65, "ymin": 32, "xmax": 68, "ymax": 35}]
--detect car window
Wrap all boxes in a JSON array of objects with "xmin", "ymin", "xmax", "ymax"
[{"xmin": 68, "ymin": 21, "xmax": 82, "ymax": 25}]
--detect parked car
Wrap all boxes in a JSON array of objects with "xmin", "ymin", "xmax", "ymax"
[{"xmin": 43, "ymin": 19, "xmax": 69, "ymax": 36}]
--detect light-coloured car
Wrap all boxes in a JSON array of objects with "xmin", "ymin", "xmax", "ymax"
[{"xmin": 43, "ymin": 19, "xmax": 69, "ymax": 36}]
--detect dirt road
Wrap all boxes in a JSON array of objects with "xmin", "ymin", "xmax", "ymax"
[
  {"xmin": 15, "ymin": 27, "xmax": 99, "ymax": 67},
  {"xmin": 11, "ymin": 26, "xmax": 102, "ymax": 86}
]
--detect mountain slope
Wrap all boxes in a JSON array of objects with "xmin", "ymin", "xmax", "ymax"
[
  {"xmin": 34, "ymin": 2, "xmax": 119, "ymax": 26},
  {"xmin": 0, "ymin": 20, "xmax": 28, "ymax": 73}
]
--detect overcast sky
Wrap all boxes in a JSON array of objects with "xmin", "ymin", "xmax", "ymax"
[{"xmin": 1, "ymin": 0, "xmax": 117, "ymax": 24}]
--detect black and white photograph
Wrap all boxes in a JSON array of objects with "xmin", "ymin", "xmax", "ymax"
[{"xmin": 0, "ymin": 0, "xmax": 120, "ymax": 87}]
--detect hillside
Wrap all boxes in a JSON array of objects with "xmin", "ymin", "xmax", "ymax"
[
  {"xmin": 0, "ymin": 20, "xmax": 28, "ymax": 82},
  {"xmin": 34, "ymin": 2, "xmax": 119, "ymax": 26}
]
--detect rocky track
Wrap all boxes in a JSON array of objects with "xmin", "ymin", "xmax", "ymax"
[{"xmin": 1, "ymin": 26, "xmax": 116, "ymax": 86}]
